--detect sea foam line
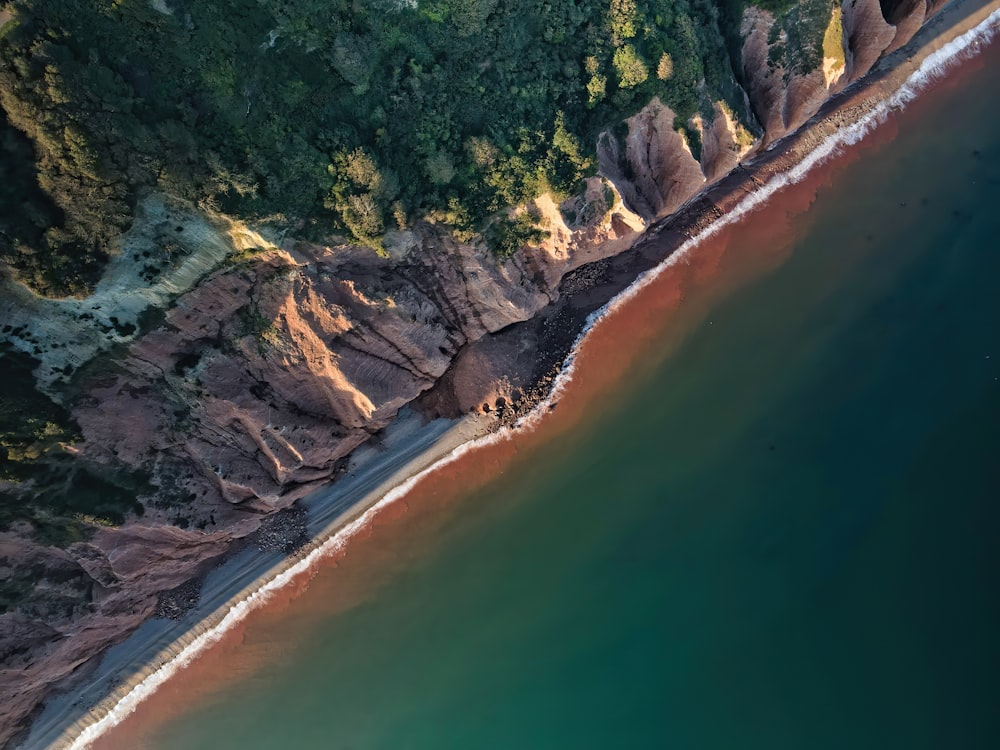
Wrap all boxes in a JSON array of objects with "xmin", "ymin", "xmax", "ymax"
[{"xmin": 61, "ymin": 10, "xmax": 1000, "ymax": 750}]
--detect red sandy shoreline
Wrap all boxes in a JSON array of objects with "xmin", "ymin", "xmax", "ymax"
[{"xmin": 88, "ymin": 37, "xmax": 998, "ymax": 748}]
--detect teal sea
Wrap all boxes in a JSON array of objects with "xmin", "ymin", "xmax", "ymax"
[{"xmin": 129, "ymin": 42, "xmax": 999, "ymax": 750}]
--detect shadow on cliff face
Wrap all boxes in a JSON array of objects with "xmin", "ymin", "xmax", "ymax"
[
  {"xmin": 0, "ymin": 344, "xmax": 150, "ymax": 549},
  {"xmin": 880, "ymin": 0, "xmax": 924, "ymax": 24}
]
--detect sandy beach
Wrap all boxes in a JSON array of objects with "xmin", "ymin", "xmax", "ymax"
[{"xmin": 20, "ymin": 0, "xmax": 1000, "ymax": 746}]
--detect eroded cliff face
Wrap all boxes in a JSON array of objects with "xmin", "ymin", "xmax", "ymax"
[
  {"xmin": 843, "ymin": 0, "xmax": 900, "ymax": 80},
  {"xmin": 697, "ymin": 102, "xmax": 758, "ymax": 184},
  {"xmin": 0, "ymin": 0, "xmax": 958, "ymax": 741},
  {"xmin": 75, "ymin": 237, "xmax": 539, "ymax": 520},
  {"xmin": 69, "ymin": 185, "xmax": 650, "ymax": 521},
  {"xmin": 0, "ymin": 180, "xmax": 654, "ymax": 743},
  {"xmin": 884, "ymin": 0, "xmax": 937, "ymax": 52},
  {"xmin": 597, "ymin": 98, "xmax": 708, "ymax": 221},
  {"xmin": 736, "ymin": 0, "xmax": 939, "ymax": 144},
  {"xmin": 740, "ymin": 3, "xmax": 844, "ymax": 142},
  {"xmin": 0, "ymin": 522, "xmax": 231, "ymax": 747}
]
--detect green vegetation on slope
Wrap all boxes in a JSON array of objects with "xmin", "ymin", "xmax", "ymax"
[
  {"xmin": 0, "ymin": 0, "xmax": 748, "ymax": 291},
  {"xmin": 0, "ymin": 107, "xmax": 102, "ymax": 294},
  {"xmin": 823, "ymin": 4, "xmax": 845, "ymax": 69},
  {"xmin": 757, "ymin": 0, "xmax": 836, "ymax": 76},
  {"xmin": 0, "ymin": 342, "xmax": 80, "ymax": 484},
  {"xmin": 781, "ymin": 0, "xmax": 835, "ymax": 74},
  {"xmin": 0, "ymin": 342, "xmax": 147, "ymax": 547}
]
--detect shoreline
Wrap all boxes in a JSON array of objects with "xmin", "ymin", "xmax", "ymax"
[
  {"xmin": 89, "ymin": 43, "xmax": 1000, "ymax": 746},
  {"xmin": 519, "ymin": 0, "xmax": 1000, "ymax": 392},
  {"xmin": 23, "ymin": 409, "xmax": 499, "ymax": 750},
  {"xmin": 20, "ymin": 1, "xmax": 1000, "ymax": 747}
]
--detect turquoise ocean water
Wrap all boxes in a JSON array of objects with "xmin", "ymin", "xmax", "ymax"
[{"xmin": 143, "ymin": 45, "xmax": 1000, "ymax": 750}]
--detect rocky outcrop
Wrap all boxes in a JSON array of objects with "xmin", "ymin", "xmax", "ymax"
[
  {"xmin": 74, "ymin": 237, "xmax": 529, "ymax": 520},
  {"xmin": 597, "ymin": 98, "xmax": 707, "ymax": 221},
  {"xmin": 885, "ymin": 0, "xmax": 930, "ymax": 52},
  {"xmin": 697, "ymin": 103, "xmax": 757, "ymax": 183},
  {"xmin": 525, "ymin": 178, "xmax": 647, "ymax": 290},
  {"xmin": 736, "ymin": 0, "xmax": 923, "ymax": 141},
  {"xmin": 740, "ymin": 6, "xmax": 843, "ymax": 143},
  {"xmin": 843, "ymin": 0, "xmax": 898, "ymax": 80},
  {"xmin": 741, "ymin": 7, "xmax": 787, "ymax": 137},
  {"xmin": 0, "ymin": 522, "xmax": 229, "ymax": 746},
  {"xmin": 66, "ymin": 195, "xmax": 652, "ymax": 515}
]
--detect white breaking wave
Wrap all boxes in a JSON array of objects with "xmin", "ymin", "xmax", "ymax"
[{"xmin": 60, "ymin": 10, "xmax": 1000, "ymax": 750}]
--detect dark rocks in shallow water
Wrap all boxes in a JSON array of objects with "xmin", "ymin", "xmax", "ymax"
[{"xmin": 486, "ymin": 363, "xmax": 563, "ymax": 432}]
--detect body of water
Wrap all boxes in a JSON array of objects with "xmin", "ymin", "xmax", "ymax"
[{"xmin": 98, "ymin": 34, "xmax": 999, "ymax": 750}]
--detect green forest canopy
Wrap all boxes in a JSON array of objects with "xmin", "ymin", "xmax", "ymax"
[{"xmin": 0, "ymin": 0, "xmax": 768, "ymax": 295}]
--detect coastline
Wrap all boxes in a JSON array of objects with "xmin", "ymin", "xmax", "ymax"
[
  {"xmin": 22, "ymin": 410, "xmax": 498, "ymax": 750},
  {"xmin": 90, "ymin": 44, "xmax": 1000, "ymax": 747},
  {"xmin": 20, "ymin": 1, "xmax": 1000, "ymax": 747},
  {"xmin": 517, "ymin": 0, "xmax": 1000, "ymax": 392}
]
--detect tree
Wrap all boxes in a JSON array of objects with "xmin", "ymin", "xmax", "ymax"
[
  {"xmin": 425, "ymin": 149, "xmax": 456, "ymax": 185},
  {"xmin": 449, "ymin": 0, "xmax": 499, "ymax": 38},
  {"xmin": 344, "ymin": 193, "xmax": 384, "ymax": 238},
  {"xmin": 465, "ymin": 136, "xmax": 498, "ymax": 169},
  {"xmin": 332, "ymin": 32, "xmax": 375, "ymax": 90},
  {"xmin": 607, "ymin": 0, "xmax": 638, "ymax": 45},
  {"xmin": 0, "ymin": 0, "xmax": 745, "ymax": 290},
  {"xmin": 657, "ymin": 53, "xmax": 674, "ymax": 81},
  {"xmin": 613, "ymin": 45, "xmax": 648, "ymax": 89},
  {"xmin": 586, "ymin": 73, "xmax": 607, "ymax": 107}
]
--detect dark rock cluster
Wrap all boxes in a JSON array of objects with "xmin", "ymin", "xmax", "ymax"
[
  {"xmin": 155, "ymin": 578, "xmax": 201, "ymax": 621},
  {"xmin": 252, "ymin": 506, "xmax": 309, "ymax": 554}
]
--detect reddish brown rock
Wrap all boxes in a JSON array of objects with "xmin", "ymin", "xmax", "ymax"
[
  {"xmin": 843, "ymin": 0, "xmax": 898, "ymax": 81},
  {"xmin": 886, "ymin": 0, "xmax": 930, "ymax": 52},
  {"xmin": 740, "ymin": 7, "xmax": 842, "ymax": 144},
  {"xmin": 597, "ymin": 98, "xmax": 707, "ymax": 220},
  {"xmin": 0, "ymin": 525, "xmax": 228, "ymax": 747},
  {"xmin": 698, "ymin": 103, "xmax": 757, "ymax": 183}
]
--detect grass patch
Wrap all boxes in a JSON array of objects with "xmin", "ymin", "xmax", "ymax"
[{"xmin": 822, "ymin": 5, "xmax": 845, "ymax": 67}]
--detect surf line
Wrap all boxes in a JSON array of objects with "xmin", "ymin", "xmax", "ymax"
[{"xmin": 62, "ymin": 10, "xmax": 1000, "ymax": 750}]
